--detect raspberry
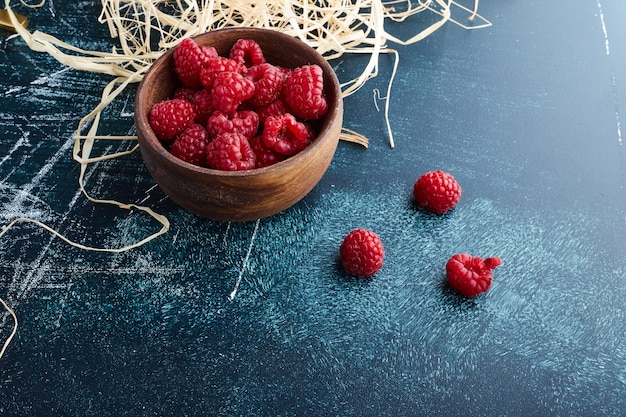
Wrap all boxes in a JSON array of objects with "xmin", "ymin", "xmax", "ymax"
[
  {"xmin": 446, "ymin": 254, "xmax": 502, "ymax": 297},
  {"xmin": 199, "ymin": 56, "xmax": 246, "ymax": 90},
  {"xmin": 190, "ymin": 89, "xmax": 214, "ymax": 125},
  {"xmin": 413, "ymin": 170, "xmax": 462, "ymax": 214},
  {"xmin": 210, "ymin": 71, "xmax": 255, "ymax": 114},
  {"xmin": 276, "ymin": 66, "xmax": 292, "ymax": 81},
  {"xmin": 201, "ymin": 45, "xmax": 219, "ymax": 59},
  {"xmin": 173, "ymin": 86, "xmax": 198, "ymax": 102},
  {"xmin": 283, "ymin": 64, "xmax": 328, "ymax": 120},
  {"xmin": 262, "ymin": 113, "xmax": 314, "ymax": 156},
  {"xmin": 249, "ymin": 135, "xmax": 286, "ymax": 168},
  {"xmin": 339, "ymin": 228, "xmax": 385, "ymax": 278},
  {"xmin": 169, "ymin": 124, "xmax": 210, "ymax": 166},
  {"xmin": 206, "ymin": 132, "xmax": 256, "ymax": 171},
  {"xmin": 229, "ymin": 38, "xmax": 266, "ymax": 68},
  {"xmin": 247, "ymin": 63, "xmax": 287, "ymax": 107},
  {"xmin": 173, "ymin": 38, "xmax": 212, "ymax": 89},
  {"xmin": 256, "ymin": 97, "xmax": 290, "ymax": 124},
  {"xmin": 148, "ymin": 99, "xmax": 196, "ymax": 142},
  {"xmin": 207, "ymin": 110, "xmax": 259, "ymax": 140}
]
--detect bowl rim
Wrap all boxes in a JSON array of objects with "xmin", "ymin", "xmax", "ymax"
[{"xmin": 135, "ymin": 26, "xmax": 343, "ymax": 178}]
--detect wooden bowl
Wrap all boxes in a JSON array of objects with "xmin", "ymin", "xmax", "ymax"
[{"xmin": 135, "ymin": 27, "xmax": 343, "ymax": 222}]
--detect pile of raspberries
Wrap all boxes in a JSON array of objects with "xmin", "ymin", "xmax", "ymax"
[{"xmin": 148, "ymin": 37, "xmax": 329, "ymax": 170}]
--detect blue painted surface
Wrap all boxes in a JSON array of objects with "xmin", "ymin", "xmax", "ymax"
[{"xmin": 1, "ymin": 1, "xmax": 625, "ymax": 416}]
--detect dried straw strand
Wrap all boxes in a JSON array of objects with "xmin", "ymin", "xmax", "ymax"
[{"xmin": 0, "ymin": 297, "xmax": 17, "ymax": 359}]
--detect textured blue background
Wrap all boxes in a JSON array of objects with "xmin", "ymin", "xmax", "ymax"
[{"xmin": 1, "ymin": 1, "xmax": 625, "ymax": 416}]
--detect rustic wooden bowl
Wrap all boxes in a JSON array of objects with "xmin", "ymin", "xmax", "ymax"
[{"xmin": 135, "ymin": 27, "xmax": 343, "ymax": 222}]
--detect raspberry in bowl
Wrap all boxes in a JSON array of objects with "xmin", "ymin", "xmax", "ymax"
[{"xmin": 134, "ymin": 27, "xmax": 343, "ymax": 221}]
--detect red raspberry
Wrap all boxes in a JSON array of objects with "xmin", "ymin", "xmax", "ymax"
[
  {"xmin": 190, "ymin": 89, "xmax": 214, "ymax": 125},
  {"xmin": 262, "ymin": 113, "xmax": 314, "ymax": 156},
  {"xmin": 201, "ymin": 45, "xmax": 219, "ymax": 59},
  {"xmin": 199, "ymin": 56, "xmax": 246, "ymax": 90},
  {"xmin": 276, "ymin": 66, "xmax": 292, "ymax": 80},
  {"xmin": 210, "ymin": 71, "xmax": 255, "ymax": 114},
  {"xmin": 173, "ymin": 86, "xmax": 198, "ymax": 102},
  {"xmin": 148, "ymin": 99, "xmax": 196, "ymax": 142},
  {"xmin": 229, "ymin": 38, "xmax": 266, "ymax": 68},
  {"xmin": 339, "ymin": 228, "xmax": 385, "ymax": 278},
  {"xmin": 173, "ymin": 38, "xmax": 212, "ymax": 89},
  {"xmin": 249, "ymin": 135, "xmax": 286, "ymax": 168},
  {"xmin": 247, "ymin": 63, "xmax": 286, "ymax": 107},
  {"xmin": 169, "ymin": 124, "xmax": 210, "ymax": 166},
  {"xmin": 207, "ymin": 110, "xmax": 259, "ymax": 140},
  {"xmin": 446, "ymin": 254, "xmax": 502, "ymax": 297},
  {"xmin": 413, "ymin": 170, "xmax": 462, "ymax": 214},
  {"xmin": 206, "ymin": 132, "xmax": 256, "ymax": 171},
  {"xmin": 283, "ymin": 64, "xmax": 328, "ymax": 120},
  {"xmin": 256, "ymin": 97, "xmax": 290, "ymax": 124}
]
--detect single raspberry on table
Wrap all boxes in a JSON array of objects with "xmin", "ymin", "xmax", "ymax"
[
  {"xmin": 249, "ymin": 135, "xmax": 286, "ymax": 168},
  {"xmin": 283, "ymin": 64, "xmax": 328, "ymax": 120},
  {"xmin": 446, "ymin": 254, "xmax": 502, "ymax": 297},
  {"xmin": 210, "ymin": 71, "xmax": 255, "ymax": 114},
  {"xmin": 207, "ymin": 110, "xmax": 259, "ymax": 140},
  {"xmin": 247, "ymin": 63, "xmax": 287, "ymax": 107},
  {"xmin": 199, "ymin": 56, "xmax": 246, "ymax": 90},
  {"xmin": 229, "ymin": 38, "xmax": 266, "ymax": 68},
  {"xmin": 339, "ymin": 228, "xmax": 385, "ymax": 278},
  {"xmin": 169, "ymin": 124, "xmax": 210, "ymax": 166},
  {"xmin": 413, "ymin": 170, "xmax": 462, "ymax": 214},
  {"xmin": 148, "ymin": 98, "xmax": 196, "ymax": 142},
  {"xmin": 173, "ymin": 38, "xmax": 213, "ymax": 89},
  {"xmin": 262, "ymin": 113, "xmax": 313, "ymax": 156},
  {"xmin": 206, "ymin": 132, "xmax": 256, "ymax": 171}
]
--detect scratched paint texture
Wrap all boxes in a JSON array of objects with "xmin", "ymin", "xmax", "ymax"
[{"xmin": 1, "ymin": 1, "xmax": 625, "ymax": 416}]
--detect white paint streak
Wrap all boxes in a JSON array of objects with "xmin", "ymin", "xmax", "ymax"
[
  {"xmin": 48, "ymin": 0, "xmax": 56, "ymax": 18},
  {"xmin": 6, "ymin": 138, "xmax": 102, "ymax": 304},
  {"xmin": 3, "ymin": 134, "xmax": 74, "ymax": 216},
  {"xmin": 120, "ymin": 95, "xmax": 134, "ymax": 118},
  {"xmin": 228, "ymin": 219, "xmax": 260, "ymax": 301},
  {"xmin": 0, "ymin": 130, "xmax": 30, "ymax": 169},
  {"xmin": 136, "ymin": 184, "xmax": 159, "ymax": 205},
  {"xmin": 611, "ymin": 72, "xmax": 624, "ymax": 145},
  {"xmin": 4, "ymin": 86, "xmax": 24, "ymax": 96},
  {"xmin": 223, "ymin": 222, "xmax": 231, "ymax": 246},
  {"xmin": 596, "ymin": 0, "xmax": 623, "ymax": 145},
  {"xmin": 596, "ymin": 0, "xmax": 610, "ymax": 55},
  {"xmin": 9, "ymin": 187, "xmax": 81, "ymax": 300},
  {"xmin": 30, "ymin": 67, "xmax": 72, "ymax": 86},
  {"xmin": 4, "ymin": 68, "xmax": 77, "ymax": 101}
]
